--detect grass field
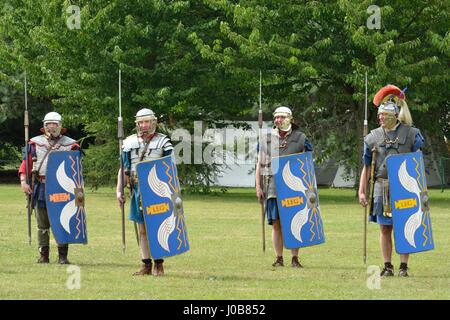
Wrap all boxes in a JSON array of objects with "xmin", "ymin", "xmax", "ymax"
[{"xmin": 0, "ymin": 184, "xmax": 449, "ymax": 300}]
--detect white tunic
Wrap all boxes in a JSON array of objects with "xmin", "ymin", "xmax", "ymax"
[
  {"xmin": 30, "ymin": 135, "xmax": 77, "ymax": 176},
  {"xmin": 122, "ymin": 133, "xmax": 173, "ymax": 172}
]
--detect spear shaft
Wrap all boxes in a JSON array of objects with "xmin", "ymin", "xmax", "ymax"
[
  {"xmin": 24, "ymin": 71, "xmax": 32, "ymax": 246},
  {"xmin": 363, "ymin": 72, "xmax": 368, "ymax": 264},
  {"xmin": 258, "ymin": 71, "xmax": 266, "ymax": 253},
  {"xmin": 118, "ymin": 70, "xmax": 126, "ymax": 253}
]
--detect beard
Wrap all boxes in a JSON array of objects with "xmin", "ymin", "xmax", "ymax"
[
  {"xmin": 45, "ymin": 127, "xmax": 61, "ymax": 139},
  {"xmin": 137, "ymin": 124, "xmax": 156, "ymax": 136}
]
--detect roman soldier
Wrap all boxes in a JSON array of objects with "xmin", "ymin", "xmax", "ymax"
[
  {"xmin": 358, "ymin": 85, "xmax": 425, "ymax": 277},
  {"xmin": 116, "ymin": 108, "xmax": 173, "ymax": 276},
  {"xmin": 19, "ymin": 111, "xmax": 80, "ymax": 264},
  {"xmin": 255, "ymin": 106, "xmax": 313, "ymax": 268}
]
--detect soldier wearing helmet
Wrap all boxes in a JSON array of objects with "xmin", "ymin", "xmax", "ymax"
[
  {"xmin": 358, "ymin": 84, "xmax": 425, "ymax": 277},
  {"xmin": 255, "ymin": 106, "xmax": 313, "ymax": 268},
  {"xmin": 116, "ymin": 108, "xmax": 173, "ymax": 276},
  {"xmin": 18, "ymin": 111, "xmax": 80, "ymax": 264}
]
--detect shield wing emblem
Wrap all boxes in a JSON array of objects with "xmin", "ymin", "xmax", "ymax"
[
  {"xmin": 386, "ymin": 151, "xmax": 434, "ymax": 254},
  {"xmin": 45, "ymin": 150, "xmax": 87, "ymax": 244},
  {"xmin": 136, "ymin": 155, "xmax": 189, "ymax": 259},
  {"xmin": 272, "ymin": 151, "xmax": 325, "ymax": 249}
]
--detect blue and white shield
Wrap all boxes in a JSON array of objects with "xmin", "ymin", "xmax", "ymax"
[
  {"xmin": 136, "ymin": 155, "xmax": 189, "ymax": 260},
  {"xmin": 386, "ymin": 151, "xmax": 434, "ymax": 254},
  {"xmin": 45, "ymin": 151, "xmax": 87, "ymax": 244},
  {"xmin": 272, "ymin": 151, "xmax": 325, "ymax": 249}
]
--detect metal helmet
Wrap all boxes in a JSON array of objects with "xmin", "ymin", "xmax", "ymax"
[
  {"xmin": 373, "ymin": 84, "xmax": 405, "ymax": 115},
  {"xmin": 273, "ymin": 106, "xmax": 292, "ymax": 117},
  {"xmin": 43, "ymin": 112, "xmax": 62, "ymax": 138},
  {"xmin": 273, "ymin": 106, "xmax": 293, "ymax": 131},
  {"xmin": 135, "ymin": 108, "xmax": 157, "ymax": 136},
  {"xmin": 43, "ymin": 111, "xmax": 62, "ymax": 125},
  {"xmin": 373, "ymin": 84, "xmax": 411, "ymax": 129},
  {"xmin": 378, "ymin": 100, "xmax": 399, "ymax": 115}
]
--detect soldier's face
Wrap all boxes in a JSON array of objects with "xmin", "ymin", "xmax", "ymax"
[
  {"xmin": 46, "ymin": 122, "xmax": 58, "ymax": 130},
  {"xmin": 44, "ymin": 122, "xmax": 61, "ymax": 138},
  {"xmin": 274, "ymin": 114, "xmax": 291, "ymax": 130},
  {"xmin": 378, "ymin": 111, "xmax": 397, "ymax": 129},
  {"xmin": 274, "ymin": 115, "xmax": 286, "ymax": 127},
  {"xmin": 138, "ymin": 119, "xmax": 156, "ymax": 134}
]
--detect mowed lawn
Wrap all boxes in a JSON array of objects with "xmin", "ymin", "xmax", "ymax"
[{"xmin": 0, "ymin": 184, "xmax": 449, "ymax": 300}]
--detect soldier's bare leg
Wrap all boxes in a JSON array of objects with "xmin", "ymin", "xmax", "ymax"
[
  {"xmin": 138, "ymin": 223, "xmax": 150, "ymax": 259},
  {"xmin": 380, "ymin": 225, "xmax": 393, "ymax": 263},
  {"xmin": 133, "ymin": 223, "xmax": 152, "ymax": 275},
  {"xmin": 271, "ymin": 219, "xmax": 284, "ymax": 267},
  {"xmin": 138, "ymin": 223, "xmax": 164, "ymax": 276},
  {"xmin": 272, "ymin": 219, "xmax": 283, "ymax": 257},
  {"xmin": 400, "ymin": 254, "xmax": 409, "ymax": 263},
  {"xmin": 379, "ymin": 225, "xmax": 395, "ymax": 276}
]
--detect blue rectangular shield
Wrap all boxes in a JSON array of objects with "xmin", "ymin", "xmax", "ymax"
[
  {"xmin": 272, "ymin": 151, "xmax": 325, "ymax": 249},
  {"xmin": 136, "ymin": 155, "xmax": 189, "ymax": 260},
  {"xmin": 386, "ymin": 151, "xmax": 434, "ymax": 254},
  {"xmin": 45, "ymin": 150, "xmax": 87, "ymax": 244}
]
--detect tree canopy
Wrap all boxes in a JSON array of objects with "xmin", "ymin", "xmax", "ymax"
[{"xmin": 1, "ymin": 0, "xmax": 448, "ymax": 187}]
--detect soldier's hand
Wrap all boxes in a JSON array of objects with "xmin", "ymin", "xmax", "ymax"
[
  {"xmin": 358, "ymin": 193, "xmax": 368, "ymax": 207},
  {"xmin": 21, "ymin": 182, "xmax": 32, "ymax": 195},
  {"xmin": 116, "ymin": 191, "xmax": 126, "ymax": 205},
  {"xmin": 256, "ymin": 187, "xmax": 265, "ymax": 203}
]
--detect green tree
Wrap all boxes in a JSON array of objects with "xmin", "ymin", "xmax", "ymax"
[
  {"xmin": 0, "ymin": 0, "xmax": 253, "ymax": 189},
  {"xmin": 192, "ymin": 0, "xmax": 449, "ymax": 184},
  {"xmin": 1, "ymin": 0, "xmax": 448, "ymax": 188}
]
